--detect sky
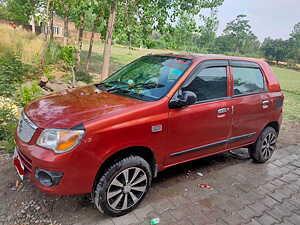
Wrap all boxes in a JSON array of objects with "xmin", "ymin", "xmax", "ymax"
[{"xmin": 217, "ymin": 0, "xmax": 300, "ymax": 41}]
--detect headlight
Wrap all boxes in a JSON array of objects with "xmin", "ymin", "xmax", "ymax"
[{"xmin": 37, "ymin": 129, "xmax": 85, "ymax": 153}]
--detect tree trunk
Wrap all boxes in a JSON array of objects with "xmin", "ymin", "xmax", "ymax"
[
  {"xmin": 71, "ymin": 66, "xmax": 76, "ymax": 87},
  {"xmin": 44, "ymin": 0, "xmax": 50, "ymax": 40},
  {"xmin": 76, "ymin": 15, "xmax": 85, "ymax": 70},
  {"xmin": 101, "ymin": 0, "xmax": 117, "ymax": 81},
  {"xmin": 49, "ymin": 4, "xmax": 54, "ymax": 41},
  {"xmin": 128, "ymin": 32, "xmax": 132, "ymax": 51},
  {"xmin": 85, "ymin": 18, "xmax": 98, "ymax": 73},
  {"xmin": 30, "ymin": 15, "xmax": 36, "ymax": 34},
  {"xmin": 63, "ymin": 14, "xmax": 69, "ymax": 46}
]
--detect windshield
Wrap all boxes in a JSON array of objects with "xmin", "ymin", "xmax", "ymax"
[{"xmin": 97, "ymin": 55, "xmax": 192, "ymax": 101}]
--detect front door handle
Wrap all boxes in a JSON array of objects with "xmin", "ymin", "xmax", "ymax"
[{"xmin": 217, "ymin": 108, "xmax": 229, "ymax": 114}]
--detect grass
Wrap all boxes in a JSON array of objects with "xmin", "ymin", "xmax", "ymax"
[
  {"xmin": 0, "ymin": 24, "xmax": 45, "ymax": 65},
  {"xmin": 272, "ymin": 67, "xmax": 300, "ymax": 121},
  {"xmin": 81, "ymin": 40, "xmax": 176, "ymax": 78}
]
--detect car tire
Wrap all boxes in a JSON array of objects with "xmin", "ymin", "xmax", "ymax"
[
  {"xmin": 248, "ymin": 127, "xmax": 278, "ymax": 163},
  {"xmin": 94, "ymin": 156, "xmax": 152, "ymax": 217}
]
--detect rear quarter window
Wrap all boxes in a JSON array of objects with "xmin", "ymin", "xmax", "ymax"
[{"xmin": 232, "ymin": 67, "xmax": 265, "ymax": 96}]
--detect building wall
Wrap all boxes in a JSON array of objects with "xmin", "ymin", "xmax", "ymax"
[
  {"xmin": 0, "ymin": 18, "xmax": 101, "ymax": 42},
  {"xmin": 51, "ymin": 17, "xmax": 101, "ymax": 41}
]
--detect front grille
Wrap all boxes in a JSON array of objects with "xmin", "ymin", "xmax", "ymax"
[
  {"xmin": 17, "ymin": 147, "xmax": 32, "ymax": 173},
  {"xmin": 17, "ymin": 112, "xmax": 38, "ymax": 143}
]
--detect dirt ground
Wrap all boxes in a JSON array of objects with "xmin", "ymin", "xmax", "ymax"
[{"xmin": 1, "ymin": 120, "xmax": 300, "ymax": 225}]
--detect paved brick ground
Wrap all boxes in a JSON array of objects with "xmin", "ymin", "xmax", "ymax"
[
  {"xmin": 91, "ymin": 144, "xmax": 300, "ymax": 225},
  {"xmin": 2, "ymin": 144, "xmax": 300, "ymax": 225}
]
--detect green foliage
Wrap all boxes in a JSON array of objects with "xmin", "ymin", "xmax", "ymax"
[
  {"xmin": 260, "ymin": 22, "xmax": 300, "ymax": 65},
  {"xmin": 216, "ymin": 15, "xmax": 260, "ymax": 55},
  {"xmin": 59, "ymin": 45, "xmax": 77, "ymax": 85},
  {"xmin": 261, "ymin": 38, "xmax": 289, "ymax": 63},
  {"xmin": 0, "ymin": 1, "xmax": 10, "ymax": 20},
  {"xmin": 114, "ymin": 0, "xmax": 223, "ymax": 50},
  {"xmin": 75, "ymin": 71, "xmax": 93, "ymax": 83},
  {"xmin": 42, "ymin": 65, "xmax": 55, "ymax": 80},
  {"xmin": 17, "ymin": 81, "xmax": 43, "ymax": 106},
  {"xmin": 0, "ymin": 97, "xmax": 18, "ymax": 153},
  {"xmin": 0, "ymin": 52, "xmax": 28, "ymax": 97},
  {"xmin": 2, "ymin": 0, "xmax": 44, "ymax": 24},
  {"xmin": 60, "ymin": 45, "xmax": 77, "ymax": 67},
  {"xmin": 288, "ymin": 22, "xmax": 300, "ymax": 63},
  {"xmin": 44, "ymin": 41, "xmax": 63, "ymax": 65}
]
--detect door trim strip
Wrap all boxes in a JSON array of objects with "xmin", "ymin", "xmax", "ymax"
[{"xmin": 170, "ymin": 132, "xmax": 256, "ymax": 157}]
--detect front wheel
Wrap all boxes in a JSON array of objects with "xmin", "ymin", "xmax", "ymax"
[
  {"xmin": 94, "ymin": 156, "xmax": 152, "ymax": 217},
  {"xmin": 248, "ymin": 127, "xmax": 278, "ymax": 163}
]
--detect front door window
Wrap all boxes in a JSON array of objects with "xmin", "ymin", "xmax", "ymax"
[{"xmin": 182, "ymin": 66, "xmax": 228, "ymax": 103}]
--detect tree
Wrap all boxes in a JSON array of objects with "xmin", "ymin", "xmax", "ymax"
[
  {"xmin": 55, "ymin": 0, "xmax": 74, "ymax": 45},
  {"xmin": 71, "ymin": 0, "xmax": 92, "ymax": 70},
  {"xmin": 214, "ymin": 35, "xmax": 236, "ymax": 53},
  {"xmin": 3, "ymin": 0, "xmax": 43, "ymax": 25},
  {"xmin": 261, "ymin": 38, "xmax": 288, "ymax": 64},
  {"xmin": 60, "ymin": 46, "xmax": 77, "ymax": 86},
  {"xmin": 221, "ymin": 14, "xmax": 259, "ymax": 54},
  {"xmin": 288, "ymin": 22, "xmax": 300, "ymax": 63},
  {"xmin": 101, "ymin": 0, "xmax": 117, "ymax": 80},
  {"xmin": 197, "ymin": 8, "xmax": 219, "ymax": 51},
  {"xmin": 292, "ymin": 22, "xmax": 300, "ymax": 35},
  {"xmin": 49, "ymin": 0, "xmax": 54, "ymax": 40},
  {"xmin": 100, "ymin": 0, "xmax": 224, "ymax": 80},
  {"xmin": 170, "ymin": 12, "xmax": 200, "ymax": 51},
  {"xmin": 85, "ymin": 0, "xmax": 107, "ymax": 72}
]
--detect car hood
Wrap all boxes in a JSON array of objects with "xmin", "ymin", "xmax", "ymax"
[{"xmin": 24, "ymin": 85, "xmax": 145, "ymax": 129}]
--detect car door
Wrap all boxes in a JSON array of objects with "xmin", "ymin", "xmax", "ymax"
[
  {"xmin": 228, "ymin": 60, "xmax": 271, "ymax": 149},
  {"xmin": 165, "ymin": 60, "xmax": 233, "ymax": 166}
]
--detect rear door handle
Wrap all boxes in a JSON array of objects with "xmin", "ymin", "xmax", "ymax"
[
  {"xmin": 262, "ymin": 100, "xmax": 271, "ymax": 109},
  {"xmin": 262, "ymin": 100, "xmax": 270, "ymax": 105}
]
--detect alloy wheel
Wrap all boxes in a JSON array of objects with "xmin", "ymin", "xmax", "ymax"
[
  {"xmin": 261, "ymin": 132, "xmax": 277, "ymax": 160},
  {"xmin": 107, "ymin": 167, "xmax": 148, "ymax": 211}
]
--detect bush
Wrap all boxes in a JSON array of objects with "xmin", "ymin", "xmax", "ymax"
[
  {"xmin": 42, "ymin": 65, "xmax": 55, "ymax": 81},
  {"xmin": 17, "ymin": 81, "xmax": 43, "ymax": 106},
  {"xmin": 0, "ymin": 52, "xmax": 28, "ymax": 97},
  {"xmin": 150, "ymin": 39, "xmax": 167, "ymax": 49},
  {"xmin": 60, "ymin": 45, "xmax": 77, "ymax": 66},
  {"xmin": 0, "ymin": 96, "xmax": 19, "ymax": 153},
  {"xmin": 44, "ymin": 41, "xmax": 63, "ymax": 65}
]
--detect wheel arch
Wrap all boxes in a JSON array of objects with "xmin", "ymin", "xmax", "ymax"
[
  {"xmin": 92, "ymin": 146, "xmax": 157, "ymax": 192},
  {"xmin": 264, "ymin": 121, "xmax": 280, "ymax": 134}
]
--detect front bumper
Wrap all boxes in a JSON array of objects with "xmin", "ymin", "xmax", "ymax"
[{"xmin": 14, "ymin": 136, "xmax": 98, "ymax": 195}]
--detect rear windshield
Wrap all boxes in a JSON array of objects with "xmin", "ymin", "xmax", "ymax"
[{"xmin": 97, "ymin": 56, "xmax": 192, "ymax": 101}]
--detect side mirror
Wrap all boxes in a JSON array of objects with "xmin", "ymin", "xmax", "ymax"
[{"xmin": 169, "ymin": 90, "xmax": 197, "ymax": 109}]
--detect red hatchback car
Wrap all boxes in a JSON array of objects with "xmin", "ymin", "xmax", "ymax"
[{"xmin": 14, "ymin": 54, "xmax": 283, "ymax": 216}]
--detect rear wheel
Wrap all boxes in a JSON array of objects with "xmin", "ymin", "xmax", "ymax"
[
  {"xmin": 94, "ymin": 156, "xmax": 152, "ymax": 217},
  {"xmin": 248, "ymin": 127, "xmax": 278, "ymax": 163}
]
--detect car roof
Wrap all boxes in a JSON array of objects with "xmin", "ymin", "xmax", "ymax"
[{"xmin": 157, "ymin": 53, "xmax": 265, "ymax": 64}]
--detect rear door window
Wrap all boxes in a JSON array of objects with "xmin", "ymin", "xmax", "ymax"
[{"xmin": 232, "ymin": 67, "xmax": 265, "ymax": 96}]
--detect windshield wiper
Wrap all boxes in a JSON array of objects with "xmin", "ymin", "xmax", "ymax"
[
  {"xmin": 106, "ymin": 86, "xmax": 130, "ymax": 93},
  {"xmin": 133, "ymin": 82, "xmax": 165, "ymax": 89},
  {"xmin": 96, "ymin": 81, "xmax": 129, "ymax": 90},
  {"xmin": 95, "ymin": 82, "xmax": 113, "ymax": 90}
]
